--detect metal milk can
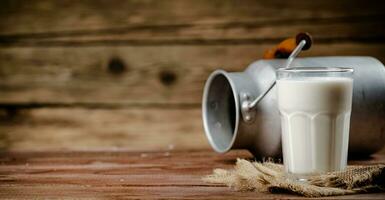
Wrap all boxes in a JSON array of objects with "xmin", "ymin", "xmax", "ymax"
[{"xmin": 202, "ymin": 56, "xmax": 385, "ymax": 157}]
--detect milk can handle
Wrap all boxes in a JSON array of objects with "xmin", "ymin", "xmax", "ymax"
[{"xmin": 240, "ymin": 36, "xmax": 310, "ymax": 123}]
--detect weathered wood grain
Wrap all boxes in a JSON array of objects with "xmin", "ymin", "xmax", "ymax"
[
  {"xmin": 0, "ymin": 108, "xmax": 208, "ymax": 151},
  {"xmin": 1, "ymin": 0, "xmax": 384, "ymax": 35},
  {"xmin": 1, "ymin": 1, "xmax": 384, "ymax": 48},
  {"xmin": 0, "ymin": 150, "xmax": 384, "ymax": 199},
  {"xmin": 1, "ymin": 44, "xmax": 384, "ymax": 105},
  {"xmin": 1, "ymin": 20, "xmax": 384, "ymax": 46},
  {"xmin": 1, "ymin": 0, "xmax": 384, "ymax": 106},
  {"xmin": 0, "ymin": 0, "xmax": 385, "ymax": 156}
]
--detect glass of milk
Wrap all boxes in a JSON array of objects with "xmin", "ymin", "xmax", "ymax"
[{"xmin": 276, "ymin": 67, "xmax": 354, "ymax": 180}]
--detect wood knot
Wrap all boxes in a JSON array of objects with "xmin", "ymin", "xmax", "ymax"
[
  {"xmin": 107, "ymin": 57, "xmax": 126, "ymax": 74},
  {"xmin": 159, "ymin": 70, "xmax": 177, "ymax": 86}
]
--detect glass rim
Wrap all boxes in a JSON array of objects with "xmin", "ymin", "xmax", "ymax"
[{"xmin": 277, "ymin": 67, "xmax": 354, "ymax": 73}]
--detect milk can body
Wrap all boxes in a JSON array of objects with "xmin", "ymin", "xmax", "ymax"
[{"xmin": 202, "ymin": 57, "xmax": 385, "ymax": 157}]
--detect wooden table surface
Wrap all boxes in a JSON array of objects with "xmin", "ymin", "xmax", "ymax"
[{"xmin": 0, "ymin": 150, "xmax": 384, "ymax": 199}]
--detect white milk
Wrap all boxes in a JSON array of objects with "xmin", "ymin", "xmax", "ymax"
[{"xmin": 277, "ymin": 77, "xmax": 353, "ymax": 174}]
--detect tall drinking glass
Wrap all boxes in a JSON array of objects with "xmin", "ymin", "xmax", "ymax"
[{"xmin": 276, "ymin": 67, "xmax": 354, "ymax": 180}]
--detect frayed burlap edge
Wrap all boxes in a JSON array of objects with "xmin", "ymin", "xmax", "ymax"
[{"xmin": 202, "ymin": 159, "xmax": 385, "ymax": 197}]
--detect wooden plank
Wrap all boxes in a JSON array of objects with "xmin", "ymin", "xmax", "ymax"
[
  {"xmin": 0, "ymin": 150, "xmax": 384, "ymax": 199},
  {"xmin": 0, "ymin": 0, "xmax": 384, "ymax": 35},
  {"xmin": 1, "ymin": 185, "xmax": 384, "ymax": 200},
  {"xmin": 0, "ymin": 107, "xmax": 209, "ymax": 151},
  {"xmin": 0, "ymin": 2, "xmax": 384, "ymax": 46},
  {"xmin": 1, "ymin": 44, "xmax": 384, "ymax": 105},
  {"xmin": 0, "ymin": 151, "xmax": 383, "ymax": 176},
  {"xmin": 1, "ymin": 20, "xmax": 384, "ymax": 46}
]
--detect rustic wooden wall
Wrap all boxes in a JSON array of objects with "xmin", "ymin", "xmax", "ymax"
[{"xmin": 0, "ymin": 0, "xmax": 385, "ymax": 151}]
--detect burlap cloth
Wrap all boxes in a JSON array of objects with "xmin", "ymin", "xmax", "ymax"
[{"xmin": 203, "ymin": 159, "xmax": 385, "ymax": 197}]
